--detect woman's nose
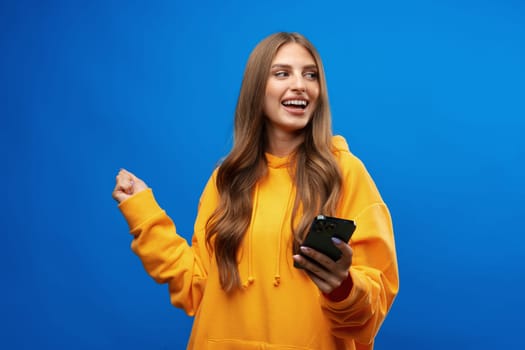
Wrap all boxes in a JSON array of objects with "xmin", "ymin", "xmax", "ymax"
[{"xmin": 290, "ymin": 74, "xmax": 306, "ymax": 92}]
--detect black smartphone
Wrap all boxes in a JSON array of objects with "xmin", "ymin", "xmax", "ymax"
[{"xmin": 294, "ymin": 215, "xmax": 356, "ymax": 268}]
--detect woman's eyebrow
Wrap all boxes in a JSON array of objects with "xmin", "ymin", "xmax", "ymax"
[
  {"xmin": 271, "ymin": 64, "xmax": 291, "ymax": 69},
  {"xmin": 303, "ymin": 64, "xmax": 318, "ymax": 70},
  {"xmin": 271, "ymin": 64, "xmax": 318, "ymax": 70}
]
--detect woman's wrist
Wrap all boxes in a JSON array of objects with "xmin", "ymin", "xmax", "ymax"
[{"xmin": 323, "ymin": 272, "xmax": 353, "ymax": 302}]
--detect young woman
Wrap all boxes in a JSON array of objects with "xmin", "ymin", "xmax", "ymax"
[{"xmin": 113, "ymin": 32, "xmax": 399, "ymax": 350}]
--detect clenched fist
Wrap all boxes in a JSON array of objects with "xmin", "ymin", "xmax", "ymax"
[{"xmin": 112, "ymin": 169, "xmax": 149, "ymax": 203}]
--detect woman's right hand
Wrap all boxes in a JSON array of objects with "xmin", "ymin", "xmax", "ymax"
[{"xmin": 112, "ymin": 169, "xmax": 149, "ymax": 204}]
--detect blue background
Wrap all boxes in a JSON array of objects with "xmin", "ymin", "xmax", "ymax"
[{"xmin": 2, "ymin": 0, "xmax": 524, "ymax": 348}]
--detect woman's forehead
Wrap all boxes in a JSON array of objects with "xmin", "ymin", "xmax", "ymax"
[{"xmin": 271, "ymin": 43, "xmax": 317, "ymax": 67}]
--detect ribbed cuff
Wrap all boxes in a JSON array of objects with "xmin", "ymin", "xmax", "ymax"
[{"xmin": 117, "ymin": 189, "xmax": 164, "ymax": 233}]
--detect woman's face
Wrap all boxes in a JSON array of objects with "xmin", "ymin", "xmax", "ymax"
[{"xmin": 263, "ymin": 43, "xmax": 320, "ymax": 139}]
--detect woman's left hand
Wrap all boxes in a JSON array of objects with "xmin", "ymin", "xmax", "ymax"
[{"xmin": 293, "ymin": 237, "xmax": 353, "ymax": 294}]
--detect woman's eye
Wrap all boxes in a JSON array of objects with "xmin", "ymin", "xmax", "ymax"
[
  {"xmin": 304, "ymin": 72, "xmax": 318, "ymax": 80},
  {"xmin": 274, "ymin": 71, "xmax": 288, "ymax": 77}
]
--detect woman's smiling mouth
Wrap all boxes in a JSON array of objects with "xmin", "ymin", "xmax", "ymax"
[{"xmin": 281, "ymin": 99, "xmax": 309, "ymax": 110}]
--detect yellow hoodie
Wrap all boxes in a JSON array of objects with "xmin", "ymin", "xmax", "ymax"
[{"xmin": 118, "ymin": 136, "xmax": 399, "ymax": 350}]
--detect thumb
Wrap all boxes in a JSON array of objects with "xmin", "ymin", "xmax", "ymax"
[
  {"xmin": 126, "ymin": 179, "xmax": 135, "ymax": 194},
  {"xmin": 331, "ymin": 236, "xmax": 344, "ymax": 245}
]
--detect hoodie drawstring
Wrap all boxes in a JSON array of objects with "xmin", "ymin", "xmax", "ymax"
[
  {"xmin": 243, "ymin": 164, "xmax": 295, "ymax": 288},
  {"xmin": 273, "ymin": 183, "xmax": 295, "ymax": 287},
  {"xmin": 243, "ymin": 184, "xmax": 258, "ymax": 288}
]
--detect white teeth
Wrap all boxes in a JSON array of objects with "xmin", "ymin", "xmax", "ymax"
[{"xmin": 283, "ymin": 100, "xmax": 307, "ymax": 106}]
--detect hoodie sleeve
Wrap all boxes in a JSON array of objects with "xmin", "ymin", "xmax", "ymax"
[
  {"xmin": 118, "ymin": 172, "xmax": 219, "ymax": 316},
  {"xmin": 320, "ymin": 143, "xmax": 399, "ymax": 345}
]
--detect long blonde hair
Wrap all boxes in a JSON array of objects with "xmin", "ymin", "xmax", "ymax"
[{"xmin": 206, "ymin": 32, "xmax": 342, "ymax": 292}]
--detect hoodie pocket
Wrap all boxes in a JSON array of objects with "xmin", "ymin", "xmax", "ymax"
[{"xmin": 207, "ymin": 338, "xmax": 315, "ymax": 350}]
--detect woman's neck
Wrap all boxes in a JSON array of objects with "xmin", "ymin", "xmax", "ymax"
[{"xmin": 265, "ymin": 126, "xmax": 304, "ymax": 157}]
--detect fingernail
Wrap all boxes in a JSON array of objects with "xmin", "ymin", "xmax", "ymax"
[
  {"xmin": 331, "ymin": 237, "xmax": 342, "ymax": 244},
  {"xmin": 300, "ymin": 246, "xmax": 309, "ymax": 253}
]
